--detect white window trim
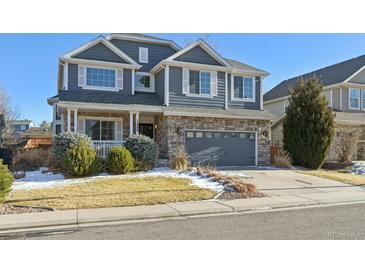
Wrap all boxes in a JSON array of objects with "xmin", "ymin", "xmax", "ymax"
[
  {"xmin": 139, "ymin": 47, "xmax": 149, "ymax": 64},
  {"xmin": 348, "ymin": 87, "xmax": 361, "ymax": 110},
  {"xmin": 135, "ymin": 72, "xmax": 155, "ymax": 93},
  {"xmin": 82, "ymin": 65, "xmax": 120, "ymax": 92},
  {"xmin": 362, "ymin": 89, "xmax": 365, "ymax": 111},
  {"xmin": 187, "ymin": 70, "xmax": 213, "ymax": 98},
  {"xmin": 80, "ymin": 116, "xmax": 123, "ymax": 141},
  {"xmin": 231, "ymin": 75, "xmax": 256, "ymax": 102}
]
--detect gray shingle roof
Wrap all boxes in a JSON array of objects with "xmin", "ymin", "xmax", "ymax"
[
  {"xmin": 225, "ymin": 58, "xmax": 268, "ymax": 74},
  {"xmin": 264, "ymin": 54, "xmax": 365, "ymax": 101},
  {"xmin": 56, "ymin": 90, "xmax": 163, "ymax": 106}
]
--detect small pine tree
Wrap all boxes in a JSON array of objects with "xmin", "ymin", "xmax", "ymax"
[
  {"xmin": 283, "ymin": 76, "xmax": 335, "ymax": 169},
  {"xmin": 0, "ymin": 159, "xmax": 13, "ymax": 203},
  {"xmin": 107, "ymin": 146, "xmax": 135, "ymax": 174},
  {"xmin": 63, "ymin": 139, "xmax": 97, "ymax": 177}
]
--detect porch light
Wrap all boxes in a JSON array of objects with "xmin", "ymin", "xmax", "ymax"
[
  {"xmin": 176, "ymin": 127, "xmax": 182, "ymax": 135},
  {"xmin": 262, "ymin": 130, "xmax": 268, "ymax": 137}
]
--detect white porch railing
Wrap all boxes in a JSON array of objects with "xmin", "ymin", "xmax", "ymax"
[{"xmin": 92, "ymin": 140, "xmax": 124, "ymax": 158}]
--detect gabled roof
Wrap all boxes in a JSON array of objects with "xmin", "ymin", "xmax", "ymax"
[
  {"xmin": 106, "ymin": 33, "xmax": 181, "ymax": 51},
  {"xmin": 264, "ymin": 54, "xmax": 365, "ymax": 102},
  {"xmin": 225, "ymin": 58, "xmax": 269, "ymax": 76},
  {"xmin": 166, "ymin": 39, "xmax": 231, "ymax": 67},
  {"xmin": 61, "ymin": 36, "xmax": 139, "ymax": 66}
]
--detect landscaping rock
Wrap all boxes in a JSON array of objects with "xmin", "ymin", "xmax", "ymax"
[
  {"xmin": 13, "ymin": 171, "xmax": 25, "ymax": 180},
  {"xmin": 0, "ymin": 204, "xmax": 52, "ymax": 215},
  {"xmin": 217, "ymin": 191, "xmax": 266, "ymax": 200}
]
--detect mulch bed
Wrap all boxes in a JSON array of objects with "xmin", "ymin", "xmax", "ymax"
[
  {"xmin": 217, "ymin": 191, "xmax": 266, "ymax": 200},
  {"xmin": 0, "ymin": 204, "xmax": 52, "ymax": 215}
]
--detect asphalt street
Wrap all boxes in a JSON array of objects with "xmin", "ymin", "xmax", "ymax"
[{"xmin": 4, "ymin": 203, "xmax": 365, "ymax": 240}]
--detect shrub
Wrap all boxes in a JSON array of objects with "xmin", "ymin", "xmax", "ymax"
[
  {"xmin": 11, "ymin": 148, "xmax": 53, "ymax": 171},
  {"xmin": 0, "ymin": 159, "xmax": 13, "ymax": 203},
  {"xmin": 333, "ymin": 127, "xmax": 360, "ymax": 163},
  {"xmin": 53, "ymin": 132, "xmax": 91, "ymax": 164},
  {"xmin": 63, "ymin": 139, "xmax": 97, "ymax": 177},
  {"xmin": 124, "ymin": 134, "xmax": 159, "ymax": 171},
  {"xmin": 170, "ymin": 146, "xmax": 190, "ymax": 171},
  {"xmin": 107, "ymin": 146, "xmax": 134, "ymax": 174},
  {"xmin": 283, "ymin": 76, "xmax": 335, "ymax": 169},
  {"xmin": 273, "ymin": 149, "xmax": 292, "ymax": 168}
]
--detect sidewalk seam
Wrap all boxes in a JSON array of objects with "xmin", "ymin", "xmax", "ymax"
[
  {"xmin": 165, "ymin": 204, "xmax": 182, "ymax": 216},
  {"xmin": 213, "ymin": 200, "xmax": 236, "ymax": 211}
]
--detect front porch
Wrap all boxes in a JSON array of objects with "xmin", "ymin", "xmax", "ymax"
[{"xmin": 56, "ymin": 105, "xmax": 165, "ymax": 158}]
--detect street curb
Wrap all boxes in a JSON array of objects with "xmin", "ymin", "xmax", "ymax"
[{"xmin": 2, "ymin": 192, "xmax": 365, "ymax": 234}]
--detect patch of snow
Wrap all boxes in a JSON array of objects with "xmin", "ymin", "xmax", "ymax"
[
  {"xmin": 352, "ymin": 161, "xmax": 365, "ymax": 175},
  {"xmin": 12, "ymin": 167, "xmax": 224, "ymax": 192}
]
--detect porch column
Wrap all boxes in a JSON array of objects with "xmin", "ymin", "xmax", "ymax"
[
  {"xmin": 129, "ymin": 111, "xmax": 134, "ymax": 136},
  {"xmin": 135, "ymin": 112, "xmax": 140, "ymax": 135},
  {"xmin": 73, "ymin": 109, "xmax": 78, "ymax": 133},
  {"xmin": 67, "ymin": 108, "xmax": 71, "ymax": 132}
]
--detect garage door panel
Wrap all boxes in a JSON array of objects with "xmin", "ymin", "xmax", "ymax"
[{"xmin": 186, "ymin": 131, "xmax": 256, "ymax": 166}]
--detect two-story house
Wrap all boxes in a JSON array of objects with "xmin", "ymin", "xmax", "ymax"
[
  {"xmin": 47, "ymin": 34, "xmax": 274, "ymax": 166},
  {"xmin": 264, "ymin": 55, "xmax": 365, "ymax": 161}
]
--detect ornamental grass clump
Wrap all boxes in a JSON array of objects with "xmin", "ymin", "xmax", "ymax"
[
  {"xmin": 0, "ymin": 159, "xmax": 13, "ymax": 203},
  {"xmin": 107, "ymin": 146, "xmax": 135, "ymax": 174},
  {"xmin": 170, "ymin": 146, "xmax": 190, "ymax": 171},
  {"xmin": 124, "ymin": 134, "xmax": 159, "ymax": 171},
  {"xmin": 63, "ymin": 139, "xmax": 98, "ymax": 177}
]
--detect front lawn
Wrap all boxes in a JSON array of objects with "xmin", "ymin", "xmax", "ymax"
[
  {"xmin": 7, "ymin": 176, "xmax": 215, "ymax": 210},
  {"xmin": 298, "ymin": 170, "xmax": 365, "ymax": 185}
]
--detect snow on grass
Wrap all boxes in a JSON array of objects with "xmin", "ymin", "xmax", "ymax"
[
  {"xmin": 352, "ymin": 161, "xmax": 365, "ymax": 175},
  {"xmin": 13, "ymin": 167, "xmax": 224, "ymax": 192}
]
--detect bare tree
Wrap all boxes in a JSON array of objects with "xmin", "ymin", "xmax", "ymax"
[
  {"xmin": 333, "ymin": 127, "xmax": 360, "ymax": 163},
  {"xmin": 0, "ymin": 87, "xmax": 19, "ymax": 147}
]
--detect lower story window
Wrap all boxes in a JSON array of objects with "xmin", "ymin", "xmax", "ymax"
[
  {"xmin": 349, "ymin": 88, "xmax": 360, "ymax": 109},
  {"xmin": 85, "ymin": 119, "xmax": 115, "ymax": 140}
]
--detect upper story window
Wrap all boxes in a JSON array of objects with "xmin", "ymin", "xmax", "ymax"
[
  {"xmin": 139, "ymin": 47, "xmax": 149, "ymax": 63},
  {"xmin": 86, "ymin": 67, "xmax": 116, "ymax": 88},
  {"xmin": 135, "ymin": 72, "xmax": 154, "ymax": 92},
  {"xmin": 349, "ymin": 88, "xmax": 360, "ymax": 110},
  {"xmin": 189, "ymin": 70, "xmax": 211, "ymax": 95},
  {"xmin": 233, "ymin": 76, "xmax": 255, "ymax": 101},
  {"xmin": 78, "ymin": 65, "xmax": 123, "ymax": 91}
]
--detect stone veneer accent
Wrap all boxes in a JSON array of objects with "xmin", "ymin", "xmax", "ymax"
[{"xmin": 159, "ymin": 116, "xmax": 271, "ymax": 165}]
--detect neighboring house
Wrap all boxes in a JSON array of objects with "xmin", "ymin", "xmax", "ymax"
[
  {"xmin": 264, "ymin": 55, "xmax": 365, "ymax": 161},
  {"xmin": 21, "ymin": 127, "xmax": 53, "ymax": 149},
  {"xmin": 47, "ymin": 33, "xmax": 274, "ymax": 166},
  {"xmin": 9, "ymin": 119, "xmax": 35, "ymax": 143}
]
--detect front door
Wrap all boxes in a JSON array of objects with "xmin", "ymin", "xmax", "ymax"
[{"xmin": 139, "ymin": 123, "xmax": 154, "ymax": 139}]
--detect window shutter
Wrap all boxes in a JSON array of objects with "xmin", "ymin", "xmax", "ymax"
[
  {"xmin": 117, "ymin": 69, "xmax": 123, "ymax": 90},
  {"xmin": 115, "ymin": 120, "xmax": 123, "ymax": 141},
  {"xmin": 78, "ymin": 65, "xmax": 86, "ymax": 86},
  {"xmin": 211, "ymin": 71, "xmax": 218, "ymax": 96},
  {"xmin": 182, "ymin": 68, "xmax": 189, "ymax": 94},
  {"xmin": 78, "ymin": 118, "xmax": 85, "ymax": 134}
]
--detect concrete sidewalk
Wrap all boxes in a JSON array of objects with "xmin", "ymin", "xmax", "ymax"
[{"xmin": 1, "ymin": 188, "xmax": 365, "ymax": 234}]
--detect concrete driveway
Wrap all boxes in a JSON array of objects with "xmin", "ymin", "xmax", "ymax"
[{"xmin": 219, "ymin": 167, "xmax": 362, "ymax": 196}]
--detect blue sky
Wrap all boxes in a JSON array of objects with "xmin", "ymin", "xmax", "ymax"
[{"xmin": 1, "ymin": 33, "xmax": 365, "ymax": 125}]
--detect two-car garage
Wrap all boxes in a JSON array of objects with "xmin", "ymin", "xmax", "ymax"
[{"xmin": 185, "ymin": 130, "xmax": 257, "ymax": 166}]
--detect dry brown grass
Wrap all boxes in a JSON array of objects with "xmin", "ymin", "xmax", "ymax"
[
  {"xmin": 7, "ymin": 176, "xmax": 215, "ymax": 210},
  {"xmin": 298, "ymin": 170, "xmax": 365, "ymax": 185},
  {"xmin": 272, "ymin": 150, "xmax": 292, "ymax": 168},
  {"xmin": 196, "ymin": 166, "xmax": 258, "ymax": 193}
]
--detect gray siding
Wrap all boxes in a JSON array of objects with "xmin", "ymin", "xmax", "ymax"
[
  {"xmin": 74, "ymin": 43, "xmax": 128, "ymax": 63},
  {"xmin": 348, "ymin": 69, "xmax": 365, "ymax": 84},
  {"xmin": 175, "ymin": 45, "xmax": 223, "ymax": 66},
  {"xmin": 109, "ymin": 39, "xmax": 177, "ymax": 72},
  {"xmin": 155, "ymin": 68, "xmax": 165, "ymax": 103},
  {"xmin": 228, "ymin": 75, "xmax": 261, "ymax": 110},
  {"xmin": 332, "ymin": 87, "xmax": 341, "ymax": 110},
  {"xmin": 67, "ymin": 63, "xmax": 132, "ymax": 94},
  {"xmin": 168, "ymin": 67, "xmax": 225, "ymax": 109}
]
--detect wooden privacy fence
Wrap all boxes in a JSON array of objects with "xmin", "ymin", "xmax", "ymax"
[{"xmin": 270, "ymin": 145, "xmax": 280, "ymax": 164}]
